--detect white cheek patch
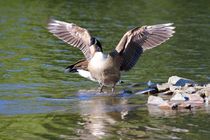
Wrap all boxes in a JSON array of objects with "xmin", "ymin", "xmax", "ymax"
[{"xmin": 89, "ymin": 45, "xmax": 96, "ymax": 55}]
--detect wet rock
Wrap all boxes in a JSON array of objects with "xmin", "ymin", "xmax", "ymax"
[
  {"xmin": 159, "ymin": 90, "xmax": 173, "ymax": 96},
  {"xmin": 207, "ymin": 96, "xmax": 210, "ymax": 103},
  {"xmin": 159, "ymin": 102, "xmax": 192, "ymax": 110},
  {"xmin": 195, "ymin": 85, "xmax": 204, "ymax": 90},
  {"xmin": 170, "ymin": 93, "xmax": 186, "ymax": 101},
  {"xmin": 195, "ymin": 89, "xmax": 205, "ymax": 96},
  {"xmin": 196, "ymin": 86, "xmax": 210, "ymax": 97},
  {"xmin": 159, "ymin": 102, "xmax": 172, "ymax": 109},
  {"xmin": 156, "ymin": 83, "xmax": 170, "ymax": 92},
  {"xmin": 168, "ymin": 76, "xmax": 195, "ymax": 86},
  {"xmin": 184, "ymin": 83, "xmax": 194, "ymax": 87},
  {"xmin": 135, "ymin": 88, "xmax": 158, "ymax": 95},
  {"xmin": 204, "ymin": 86, "xmax": 210, "ymax": 96},
  {"xmin": 188, "ymin": 94, "xmax": 204, "ymax": 103},
  {"xmin": 178, "ymin": 103, "xmax": 192, "ymax": 109},
  {"xmin": 159, "ymin": 102, "xmax": 180, "ymax": 110},
  {"xmin": 147, "ymin": 95, "xmax": 166, "ymax": 105},
  {"xmin": 186, "ymin": 101, "xmax": 203, "ymax": 108},
  {"xmin": 169, "ymin": 85, "xmax": 182, "ymax": 93},
  {"xmin": 147, "ymin": 81, "xmax": 157, "ymax": 88},
  {"xmin": 170, "ymin": 86, "xmax": 196, "ymax": 94},
  {"xmin": 184, "ymin": 87, "xmax": 196, "ymax": 94},
  {"xmin": 142, "ymin": 76, "xmax": 210, "ymax": 111}
]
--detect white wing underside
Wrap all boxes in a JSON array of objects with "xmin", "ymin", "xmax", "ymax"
[{"xmin": 77, "ymin": 70, "xmax": 97, "ymax": 82}]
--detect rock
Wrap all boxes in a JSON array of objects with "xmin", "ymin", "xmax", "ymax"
[
  {"xmin": 169, "ymin": 85, "xmax": 182, "ymax": 93},
  {"xmin": 204, "ymin": 86, "xmax": 210, "ymax": 96},
  {"xmin": 170, "ymin": 93, "xmax": 186, "ymax": 101},
  {"xmin": 188, "ymin": 94, "xmax": 204, "ymax": 103},
  {"xmin": 184, "ymin": 87, "xmax": 196, "ymax": 94},
  {"xmin": 159, "ymin": 90, "xmax": 173, "ymax": 96},
  {"xmin": 184, "ymin": 83, "xmax": 194, "ymax": 87},
  {"xmin": 161, "ymin": 101, "xmax": 192, "ymax": 110},
  {"xmin": 207, "ymin": 96, "xmax": 210, "ymax": 103},
  {"xmin": 195, "ymin": 89, "xmax": 205, "ymax": 96},
  {"xmin": 159, "ymin": 102, "xmax": 179, "ymax": 110},
  {"xmin": 170, "ymin": 86, "xmax": 196, "ymax": 94},
  {"xmin": 168, "ymin": 76, "xmax": 195, "ymax": 86},
  {"xmin": 194, "ymin": 85, "xmax": 204, "ymax": 90},
  {"xmin": 159, "ymin": 101, "xmax": 192, "ymax": 110},
  {"xmin": 178, "ymin": 103, "xmax": 192, "ymax": 109},
  {"xmin": 135, "ymin": 88, "xmax": 158, "ymax": 95},
  {"xmin": 156, "ymin": 83, "xmax": 170, "ymax": 92},
  {"xmin": 205, "ymin": 98, "xmax": 209, "ymax": 105},
  {"xmin": 147, "ymin": 95, "xmax": 166, "ymax": 105},
  {"xmin": 147, "ymin": 81, "xmax": 157, "ymax": 88},
  {"xmin": 206, "ymin": 84, "xmax": 210, "ymax": 88},
  {"xmin": 159, "ymin": 102, "xmax": 172, "ymax": 109},
  {"xmin": 186, "ymin": 101, "xmax": 203, "ymax": 107},
  {"xmin": 145, "ymin": 76, "xmax": 210, "ymax": 111},
  {"xmin": 196, "ymin": 87, "xmax": 210, "ymax": 97}
]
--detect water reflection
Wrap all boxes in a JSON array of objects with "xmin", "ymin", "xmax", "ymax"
[
  {"xmin": 147, "ymin": 105, "xmax": 195, "ymax": 117},
  {"xmin": 76, "ymin": 90, "xmax": 130, "ymax": 138}
]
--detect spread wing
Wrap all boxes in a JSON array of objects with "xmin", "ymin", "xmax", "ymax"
[
  {"xmin": 48, "ymin": 19, "xmax": 93, "ymax": 60},
  {"xmin": 115, "ymin": 23, "xmax": 175, "ymax": 71},
  {"xmin": 65, "ymin": 59, "xmax": 89, "ymax": 72}
]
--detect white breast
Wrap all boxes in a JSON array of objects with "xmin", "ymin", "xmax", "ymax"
[{"xmin": 89, "ymin": 52, "xmax": 107, "ymax": 69}]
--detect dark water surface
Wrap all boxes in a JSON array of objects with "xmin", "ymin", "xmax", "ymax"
[{"xmin": 0, "ymin": 0, "xmax": 210, "ymax": 139}]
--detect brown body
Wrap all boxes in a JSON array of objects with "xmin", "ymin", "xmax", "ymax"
[{"xmin": 88, "ymin": 52, "xmax": 122, "ymax": 86}]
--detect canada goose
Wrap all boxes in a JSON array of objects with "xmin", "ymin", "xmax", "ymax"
[{"xmin": 48, "ymin": 19, "xmax": 175, "ymax": 92}]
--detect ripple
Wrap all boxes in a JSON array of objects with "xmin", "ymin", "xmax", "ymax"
[
  {"xmin": 0, "ymin": 50, "xmax": 16, "ymax": 58},
  {"xmin": 20, "ymin": 57, "xmax": 32, "ymax": 61},
  {"xmin": 0, "ymin": 83, "xmax": 45, "ymax": 90},
  {"xmin": 0, "ymin": 99, "xmax": 65, "ymax": 115},
  {"xmin": 6, "ymin": 69, "xmax": 24, "ymax": 72}
]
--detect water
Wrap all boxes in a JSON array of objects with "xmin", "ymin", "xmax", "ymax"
[{"xmin": 0, "ymin": 0, "xmax": 210, "ymax": 139}]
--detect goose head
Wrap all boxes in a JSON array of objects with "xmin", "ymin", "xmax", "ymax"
[{"xmin": 90, "ymin": 37, "xmax": 103, "ymax": 55}]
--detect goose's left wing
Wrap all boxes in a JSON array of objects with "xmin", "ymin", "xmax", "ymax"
[{"xmin": 114, "ymin": 23, "xmax": 175, "ymax": 71}]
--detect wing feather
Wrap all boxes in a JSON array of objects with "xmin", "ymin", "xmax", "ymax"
[
  {"xmin": 115, "ymin": 23, "xmax": 175, "ymax": 71},
  {"xmin": 48, "ymin": 19, "xmax": 93, "ymax": 60}
]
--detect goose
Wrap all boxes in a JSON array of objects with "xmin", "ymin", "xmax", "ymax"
[{"xmin": 48, "ymin": 19, "xmax": 175, "ymax": 92}]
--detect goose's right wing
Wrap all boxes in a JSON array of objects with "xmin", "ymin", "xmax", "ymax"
[{"xmin": 48, "ymin": 19, "xmax": 93, "ymax": 60}]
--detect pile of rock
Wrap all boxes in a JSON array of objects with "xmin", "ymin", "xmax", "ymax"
[{"xmin": 146, "ymin": 76, "xmax": 210, "ymax": 110}]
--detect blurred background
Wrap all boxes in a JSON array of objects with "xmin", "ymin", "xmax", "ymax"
[{"xmin": 0, "ymin": 0, "xmax": 210, "ymax": 139}]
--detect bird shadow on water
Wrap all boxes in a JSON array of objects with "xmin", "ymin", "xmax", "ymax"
[{"xmin": 65, "ymin": 89, "xmax": 141, "ymax": 139}]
